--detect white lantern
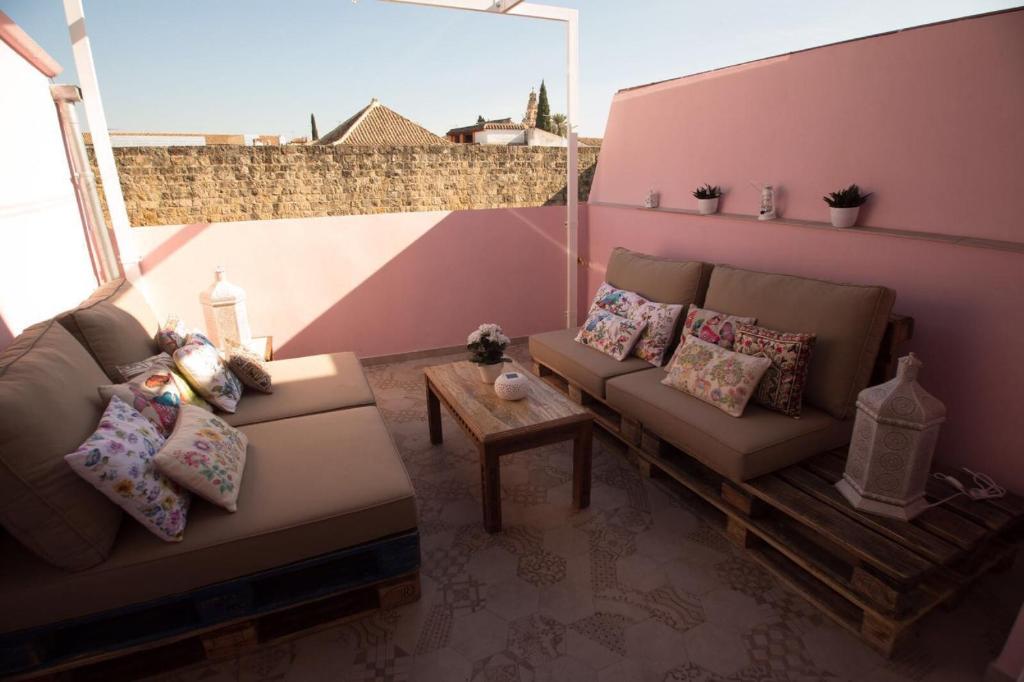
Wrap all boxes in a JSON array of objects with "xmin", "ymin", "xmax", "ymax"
[
  {"xmin": 837, "ymin": 353, "xmax": 946, "ymax": 520},
  {"xmin": 199, "ymin": 266, "xmax": 252, "ymax": 350}
]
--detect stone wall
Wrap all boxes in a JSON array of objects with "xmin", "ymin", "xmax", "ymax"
[{"xmin": 92, "ymin": 144, "xmax": 599, "ymax": 226}]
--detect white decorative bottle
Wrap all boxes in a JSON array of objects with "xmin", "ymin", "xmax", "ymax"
[
  {"xmin": 758, "ymin": 184, "xmax": 777, "ymax": 220},
  {"xmin": 837, "ymin": 353, "xmax": 946, "ymax": 520},
  {"xmin": 199, "ymin": 266, "xmax": 252, "ymax": 350}
]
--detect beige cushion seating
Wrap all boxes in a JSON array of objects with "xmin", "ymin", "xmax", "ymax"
[
  {"xmin": 56, "ymin": 278, "xmax": 160, "ymax": 382},
  {"xmin": 0, "ymin": 321, "xmax": 122, "ymax": 572},
  {"xmin": 529, "ymin": 328, "xmax": 652, "ymax": 398},
  {"xmin": 703, "ymin": 266, "xmax": 894, "ymax": 420},
  {"xmin": 605, "ymin": 247, "xmax": 713, "ymax": 305},
  {"xmin": 222, "ymin": 351, "xmax": 376, "ymax": 427},
  {"xmin": 0, "ymin": 406, "xmax": 417, "ymax": 634},
  {"xmin": 606, "ymin": 369, "xmax": 853, "ymax": 482}
]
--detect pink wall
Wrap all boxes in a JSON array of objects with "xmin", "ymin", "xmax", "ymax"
[
  {"xmin": 591, "ymin": 10, "xmax": 1024, "ymax": 243},
  {"xmin": 133, "ymin": 207, "xmax": 568, "ymax": 360},
  {"xmin": 585, "ymin": 10, "xmax": 1024, "ymax": 493}
]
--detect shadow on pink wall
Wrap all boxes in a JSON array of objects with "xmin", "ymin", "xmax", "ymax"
[{"xmin": 133, "ymin": 207, "xmax": 569, "ymax": 362}]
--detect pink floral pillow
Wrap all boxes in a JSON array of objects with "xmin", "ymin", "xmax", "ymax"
[
  {"xmin": 156, "ymin": 316, "xmax": 187, "ymax": 355},
  {"xmin": 680, "ymin": 305, "xmax": 756, "ymax": 351},
  {"xmin": 587, "ymin": 282, "xmax": 683, "ymax": 366},
  {"xmin": 661, "ymin": 336, "xmax": 771, "ymax": 417},
  {"xmin": 575, "ymin": 309, "xmax": 647, "ymax": 361},
  {"xmin": 734, "ymin": 324, "xmax": 816, "ymax": 418}
]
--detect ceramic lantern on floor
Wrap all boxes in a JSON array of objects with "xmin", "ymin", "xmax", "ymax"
[
  {"xmin": 837, "ymin": 353, "xmax": 946, "ymax": 520},
  {"xmin": 200, "ymin": 266, "xmax": 252, "ymax": 350}
]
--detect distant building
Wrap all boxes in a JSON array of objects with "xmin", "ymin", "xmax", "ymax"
[
  {"xmin": 314, "ymin": 98, "xmax": 450, "ymax": 146},
  {"xmin": 82, "ymin": 131, "xmax": 283, "ymax": 147},
  {"xmin": 446, "ymin": 89, "xmax": 597, "ymax": 147}
]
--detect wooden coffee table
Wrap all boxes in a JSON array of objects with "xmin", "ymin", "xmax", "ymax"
[{"xmin": 424, "ymin": 360, "xmax": 593, "ymax": 532}]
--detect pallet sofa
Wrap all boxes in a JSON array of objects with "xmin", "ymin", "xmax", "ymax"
[{"xmin": 0, "ymin": 278, "xmax": 420, "ymax": 679}]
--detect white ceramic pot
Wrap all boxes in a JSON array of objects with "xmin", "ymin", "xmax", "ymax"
[
  {"xmin": 697, "ymin": 197, "xmax": 720, "ymax": 215},
  {"xmin": 830, "ymin": 206, "xmax": 860, "ymax": 228},
  {"xmin": 494, "ymin": 371, "xmax": 529, "ymax": 400},
  {"xmin": 476, "ymin": 361, "xmax": 505, "ymax": 383}
]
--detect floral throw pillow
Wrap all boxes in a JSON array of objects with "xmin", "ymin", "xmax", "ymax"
[
  {"xmin": 575, "ymin": 309, "xmax": 647, "ymax": 361},
  {"xmin": 174, "ymin": 342, "xmax": 243, "ymax": 413},
  {"xmin": 679, "ymin": 305, "xmax": 756, "ymax": 351},
  {"xmin": 588, "ymin": 282, "xmax": 683, "ymax": 366},
  {"xmin": 185, "ymin": 331, "xmax": 217, "ymax": 348},
  {"xmin": 661, "ymin": 336, "xmax": 772, "ymax": 417},
  {"xmin": 64, "ymin": 396, "xmax": 190, "ymax": 541},
  {"xmin": 156, "ymin": 316, "xmax": 187, "ymax": 355},
  {"xmin": 227, "ymin": 346, "xmax": 273, "ymax": 394},
  {"xmin": 116, "ymin": 352, "xmax": 177, "ymax": 381},
  {"xmin": 155, "ymin": 405, "xmax": 248, "ymax": 512},
  {"xmin": 735, "ymin": 324, "xmax": 816, "ymax": 418},
  {"xmin": 98, "ymin": 383, "xmax": 179, "ymax": 437}
]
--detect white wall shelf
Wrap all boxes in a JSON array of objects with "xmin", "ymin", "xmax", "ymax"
[{"xmin": 587, "ymin": 201, "xmax": 1024, "ymax": 255}]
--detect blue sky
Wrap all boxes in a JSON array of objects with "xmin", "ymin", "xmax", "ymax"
[{"xmin": 4, "ymin": 0, "xmax": 1016, "ymax": 138}]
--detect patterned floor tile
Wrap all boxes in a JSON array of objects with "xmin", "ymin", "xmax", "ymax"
[{"xmin": 507, "ymin": 613, "xmax": 567, "ymax": 666}]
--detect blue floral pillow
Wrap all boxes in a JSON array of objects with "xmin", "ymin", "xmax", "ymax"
[
  {"xmin": 174, "ymin": 341, "xmax": 244, "ymax": 413},
  {"xmin": 65, "ymin": 396, "xmax": 190, "ymax": 541}
]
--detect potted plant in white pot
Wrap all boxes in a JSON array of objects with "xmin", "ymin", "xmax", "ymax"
[
  {"xmin": 692, "ymin": 184, "xmax": 722, "ymax": 215},
  {"xmin": 467, "ymin": 323, "xmax": 511, "ymax": 383},
  {"xmin": 824, "ymin": 184, "xmax": 872, "ymax": 228}
]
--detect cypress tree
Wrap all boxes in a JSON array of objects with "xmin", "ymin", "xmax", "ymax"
[
  {"xmin": 477, "ymin": 115, "xmax": 486, "ymax": 124},
  {"xmin": 310, "ymin": 113, "xmax": 319, "ymax": 141},
  {"xmin": 536, "ymin": 80, "xmax": 552, "ymax": 132}
]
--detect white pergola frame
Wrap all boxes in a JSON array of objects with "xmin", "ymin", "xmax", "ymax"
[{"xmin": 64, "ymin": 0, "xmax": 580, "ymax": 326}]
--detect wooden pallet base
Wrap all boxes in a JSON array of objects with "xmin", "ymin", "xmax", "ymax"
[{"xmin": 531, "ymin": 359, "xmax": 1022, "ymax": 657}]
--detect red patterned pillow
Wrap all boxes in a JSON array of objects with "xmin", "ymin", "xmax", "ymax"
[{"xmin": 734, "ymin": 325, "xmax": 816, "ymax": 418}]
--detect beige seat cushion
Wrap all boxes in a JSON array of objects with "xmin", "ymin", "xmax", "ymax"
[
  {"xmin": 703, "ymin": 266, "xmax": 895, "ymax": 420},
  {"xmin": 606, "ymin": 369, "xmax": 852, "ymax": 482},
  {"xmin": 605, "ymin": 247, "xmax": 713, "ymax": 305},
  {"xmin": 0, "ymin": 406, "xmax": 417, "ymax": 633},
  {"xmin": 529, "ymin": 328, "xmax": 652, "ymax": 398},
  {"xmin": 0, "ymin": 321, "xmax": 122, "ymax": 571},
  {"xmin": 222, "ymin": 352, "xmax": 376, "ymax": 427},
  {"xmin": 56, "ymin": 278, "xmax": 161, "ymax": 382}
]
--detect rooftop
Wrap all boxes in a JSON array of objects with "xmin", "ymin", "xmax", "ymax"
[{"xmin": 315, "ymin": 98, "xmax": 451, "ymax": 146}]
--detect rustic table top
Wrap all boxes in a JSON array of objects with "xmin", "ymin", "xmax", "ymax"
[{"xmin": 424, "ymin": 360, "xmax": 590, "ymax": 444}]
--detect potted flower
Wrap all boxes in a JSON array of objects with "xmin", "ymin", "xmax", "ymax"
[
  {"xmin": 824, "ymin": 184, "xmax": 872, "ymax": 228},
  {"xmin": 467, "ymin": 323, "xmax": 511, "ymax": 383},
  {"xmin": 692, "ymin": 184, "xmax": 722, "ymax": 215}
]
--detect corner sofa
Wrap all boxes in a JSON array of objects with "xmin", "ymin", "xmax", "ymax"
[
  {"xmin": 530, "ymin": 247, "xmax": 901, "ymax": 482},
  {"xmin": 0, "ymin": 278, "xmax": 419, "ymax": 677}
]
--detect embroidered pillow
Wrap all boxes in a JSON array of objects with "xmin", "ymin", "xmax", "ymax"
[
  {"xmin": 156, "ymin": 316, "xmax": 187, "ymax": 355},
  {"xmin": 116, "ymin": 352, "xmax": 177, "ymax": 381},
  {"xmin": 575, "ymin": 309, "xmax": 647, "ymax": 361},
  {"xmin": 680, "ymin": 305, "xmax": 756, "ymax": 351},
  {"xmin": 155, "ymin": 405, "xmax": 248, "ymax": 512},
  {"xmin": 661, "ymin": 336, "xmax": 771, "ymax": 417},
  {"xmin": 735, "ymin": 325, "xmax": 816, "ymax": 418},
  {"xmin": 227, "ymin": 346, "xmax": 273, "ymax": 394},
  {"xmin": 631, "ymin": 300, "xmax": 684, "ymax": 366},
  {"xmin": 184, "ymin": 331, "xmax": 217, "ymax": 348},
  {"xmin": 589, "ymin": 283, "xmax": 683, "ymax": 366},
  {"xmin": 98, "ymin": 382, "xmax": 179, "ymax": 437},
  {"xmin": 588, "ymin": 282, "xmax": 646, "ymax": 318},
  {"xmin": 174, "ymin": 342, "xmax": 243, "ymax": 413},
  {"xmin": 64, "ymin": 396, "xmax": 190, "ymax": 542}
]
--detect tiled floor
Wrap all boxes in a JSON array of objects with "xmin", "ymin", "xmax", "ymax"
[{"xmin": 150, "ymin": 344, "xmax": 1022, "ymax": 682}]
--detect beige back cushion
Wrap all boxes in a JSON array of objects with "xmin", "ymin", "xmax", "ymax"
[
  {"xmin": 57, "ymin": 278, "xmax": 160, "ymax": 382},
  {"xmin": 605, "ymin": 247, "xmax": 712, "ymax": 306},
  {"xmin": 0, "ymin": 321, "xmax": 122, "ymax": 571},
  {"xmin": 704, "ymin": 266, "xmax": 895, "ymax": 420}
]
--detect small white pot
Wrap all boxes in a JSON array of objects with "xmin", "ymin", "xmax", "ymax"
[
  {"xmin": 697, "ymin": 197, "xmax": 720, "ymax": 215},
  {"xmin": 476, "ymin": 361, "xmax": 505, "ymax": 383},
  {"xmin": 830, "ymin": 206, "xmax": 860, "ymax": 228}
]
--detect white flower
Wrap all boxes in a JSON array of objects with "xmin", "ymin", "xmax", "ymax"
[
  {"xmin": 467, "ymin": 330, "xmax": 482, "ymax": 344},
  {"xmin": 497, "ymin": 333, "xmax": 511, "ymax": 346}
]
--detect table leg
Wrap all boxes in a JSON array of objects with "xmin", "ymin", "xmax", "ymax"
[
  {"xmin": 426, "ymin": 380, "xmax": 443, "ymax": 445},
  {"xmin": 480, "ymin": 445, "xmax": 502, "ymax": 533},
  {"xmin": 573, "ymin": 421, "xmax": 593, "ymax": 510}
]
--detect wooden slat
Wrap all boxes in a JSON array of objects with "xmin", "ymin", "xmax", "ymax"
[
  {"xmin": 745, "ymin": 475, "xmax": 933, "ymax": 582},
  {"xmin": 808, "ymin": 452, "xmax": 988, "ymax": 551},
  {"xmin": 779, "ymin": 465, "xmax": 960, "ymax": 565}
]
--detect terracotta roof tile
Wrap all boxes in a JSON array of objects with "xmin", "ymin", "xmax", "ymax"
[{"xmin": 316, "ymin": 99, "xmax": 450, "ymax": 146}]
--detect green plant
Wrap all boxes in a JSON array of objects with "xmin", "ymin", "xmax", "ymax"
[
  {"xmin": 467, "ymin": 323, "xmax": 511, "ymax": 365},
  {"xmin": 536, "ymin": 80, "xmax": 552, "ymax": 132},
  {"xmin": 823, "ymin": 184, "xmax": 872, "ymax": 208},
  {"xmin": 551, "ymin": 113, "xmax": 568, "ymax": 137},
  {"xmin": 310, "ymin": 113, "xmax": 319, "ymax": 141},
  {"xmin": 692, "ymin": 184, "xmax": 721, "ymax": 199}
]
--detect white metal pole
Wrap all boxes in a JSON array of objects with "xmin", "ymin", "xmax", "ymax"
[
  {"xmin": 565, "ymin": 9, "xmax": 579, "ymax": 329},
  {"xmin": 62, "ymin": 0, "xmax": 139, "ymax": 276}
]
